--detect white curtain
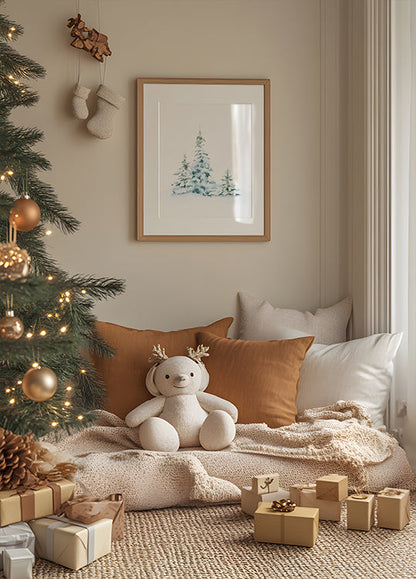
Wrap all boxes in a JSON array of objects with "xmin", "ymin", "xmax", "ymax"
[{"xmin": 391, "ymin": 0, "xmax": 416, "ymax": 467}]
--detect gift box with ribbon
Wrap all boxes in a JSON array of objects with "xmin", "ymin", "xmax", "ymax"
[
  {"xmin": 59, "ymin": 494, "xmax": 124, "ymax": 541},
  {"xmin": 289, "ymin": 483, "xmax": 342, "ymax": 521},
  {"xmin": 0, "ymin": 522, "xmax": 35, "ymax": 570},
  {"xmin": 254, "ymin": 501, "xmax": 319, "ymax": 547},
  {"xmin": 0, "ymin": 480, "xmax": 75, "ymax": 527},
  {"xmin": 377, "ymin": 488, "xmax": 410, "ymax": 530},
  {"xmin": 2, "ymin": 547, "xmax": 35, "ymax": 579},
  {"xmin": 241, "ymin": 486, "xmax": 290, "ymax": 517},
  {"xmin": 29, "ymin": 516, "xmax": 112, "ymax": 571}
]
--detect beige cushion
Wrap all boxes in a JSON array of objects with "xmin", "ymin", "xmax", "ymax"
[{"xmin": 239, "ymin": 292, "xmax": 352, "ymax": 344}]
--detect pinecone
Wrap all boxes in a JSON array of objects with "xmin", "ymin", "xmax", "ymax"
[{"xmin": 0, "ymin": 428, "xmax": 36, "ymax": 490}]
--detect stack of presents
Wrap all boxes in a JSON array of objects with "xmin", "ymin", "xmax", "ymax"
[
  {"xmin": 0, "ymin": 479, "xmax": 124, "ymax": 577},
  {"xmin": 242, "ymin": 473, "xmax": 410, "ymax": 547}
]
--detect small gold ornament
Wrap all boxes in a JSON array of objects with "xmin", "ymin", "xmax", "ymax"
[
  {"xmin": 0, "ymin": 242, "xmax": 30, "ymax": 280},
  {"xmin": 0, "ymin": 310, "xmax": 24, "ymax": 340},
  {"xmin": 22, "ymin": 366, "xmax": 58, "ymax": 401},
  {"xmin": 271, "ymin": 499, "xmax": 296, "ymax": 513},
  {"xmin": 9, "ymin": 195, "xmax": 41, "ymax": 232}
]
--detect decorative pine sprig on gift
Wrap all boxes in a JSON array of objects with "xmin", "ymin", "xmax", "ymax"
[{"xmin": 0, "ymin": 1, "xmax": 125, "ymax": 438}]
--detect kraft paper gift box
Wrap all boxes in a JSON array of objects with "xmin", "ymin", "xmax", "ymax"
[
  {"xmin": 347, "ymin": 493, "xmax": 375, "ymax": 531},
  {"xmin": 0, "ymin": 523, "xmax": 35, "ymax": 570},
  {"xmin": 252, "ymin": 473, "xmax": 280, "ymax": 495},
  {"xmin": 29, "ymin": 516, "xmax": 112, "ymax": 571},
  {"xmin": 254, "ymin": 503, "xmax": 319, "ymax": 547},
  {"xmin": 3, "ymin": 548, "xmax": 34, "ymax": 579},
  {"xmin": 0, "ymin": 480, "xmax": 75, "ymax": 527},
  {"xmin": 241, "ymin": 487, "xmax": 290, "ymax": 517},
  {"xmin": 315, "ymin": 474, "xmax": 348, "ymax": 502},
  {"xmin": 377, "ymin": 488, "xmax": 410, "ymax": 530},
  {"xmin": 290, "ymin": 484, "xmax": 341, "ymax": 521}
]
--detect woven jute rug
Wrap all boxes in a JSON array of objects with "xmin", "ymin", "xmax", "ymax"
[{"xmin": 33, "ymin": 495, "xmax": 416, "ymax": 579}]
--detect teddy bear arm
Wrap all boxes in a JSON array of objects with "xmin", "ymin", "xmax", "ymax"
[
  {"xmin": 196, "ymin": 392, "xmax": 238, "ymax": 423},
  {"xmin": 125, "ymin": 396, "xmax": 166, "ymax": 428}
]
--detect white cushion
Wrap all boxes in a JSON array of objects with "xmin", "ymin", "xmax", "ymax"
[
  {"xmin": 239, "ymin": 292, "xmax": 352, "ymax": 345},
  {"xmin": 297, "ymin": 334, "xmax": 403, "ymax": 429}
]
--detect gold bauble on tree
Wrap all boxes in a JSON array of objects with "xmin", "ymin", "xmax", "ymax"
[
  {"xmin": 22, "ymin": 366, "xmax": 58, "ymax": 402},
  {"xmin": 0, "ymin": 310, "xmax": 24, "ymax": 340},
  {"xmin": 9, "ymin": 195, "xmax": 41, "ymax": 232},
  {"xmin": 0, "ymin": 242, "xmax": 31, "ymax": 280}
]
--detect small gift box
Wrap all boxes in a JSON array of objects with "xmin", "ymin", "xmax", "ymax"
[
  {"xmin": 251, "ymin": 473, "xmax": 280, "ymax": 495},
  {"xmin": 0, "ymin": 480, "xmax": 75, "ymax": 527},
  {"xmin": 61, "ymin": 494, "xmax": 124, "ymax": 540},
  {"xmin": 241, "ymin": 486, "xmax": 290, "ymax": 517},
  {"xmin": 316, "ymin": 474, "xmax": 348, "ymax": 502},
  {"xmin": 3, "ymin": 548, "xmax": 34, "ymax": 579},
  {"xmin": 254, "ymin": 502, "xmax": 319, "ymax": 547},
  {"xmin": 290, "ymin": 484, "xmax": 341, "ymax": 521},
  {"xmin": 347, "ymin": 493, "xmax": 375, "ymax": 531},
  {"xmin": 377, "ymin": 488, "xmax": 410, "ymax": 530},
  {"xmin": 0, "ymin": 523, "xmax": 35, "ymax": 570},
  {"xmin": 29, "ymin": 516, "xmax": 112, "ymax": 571}
]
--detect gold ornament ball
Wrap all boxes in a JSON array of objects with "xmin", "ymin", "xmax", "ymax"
[
  {"xmin": 0, "ymin": 310, "xmax": 24, "ymax": 340},
  {"xmin": 0, "ymin": 243, "xmax": 31, "ymax": 281},
  {"xmin": 22, "ymin": 367, "xmax": 58, "ymax": 402},
  {"xmin": 9, "ymin": 196, "xmax": 41, "ymax": 232}
]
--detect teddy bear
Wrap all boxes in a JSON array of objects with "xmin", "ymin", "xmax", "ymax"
[{"xmin": 125, "ymin": 344, "xmax": 238, "ymax": 452}]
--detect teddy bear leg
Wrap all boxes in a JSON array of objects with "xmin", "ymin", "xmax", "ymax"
[
  {"xmin": 199, "ymin": 410, "xmax": 236, "ymax": 451},
  {"xmin": 139, "ymin": 417, "xmax": 180, "ymax": 452}
]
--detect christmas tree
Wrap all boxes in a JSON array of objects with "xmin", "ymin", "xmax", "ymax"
[
  {"xmin": 0, "ymin": 4, "xmax": 124, "ymax": 438},
  {"xmin": 189, "ymin": 130, "xmax": 217, "ymax": 196},
  {"xmin": 218, "ymin": 169, "xmax": 238, "ymax": 196},
  {"xmin": 172, "ymin": 154, "xmax": 191, "ymax": 195}
]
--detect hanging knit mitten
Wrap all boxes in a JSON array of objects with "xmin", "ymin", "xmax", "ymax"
[
  {"xmin": 86, "ymin": 84, "xmax": 125, "ymax": 139},
  {"xmin": 72, "ymin": 83, "xmax": 91, "ymax": 120}
]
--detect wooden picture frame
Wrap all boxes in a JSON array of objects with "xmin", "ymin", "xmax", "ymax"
[{"xmin": 137, "ymin": 78, "xmax": 270, "ymax": 241}]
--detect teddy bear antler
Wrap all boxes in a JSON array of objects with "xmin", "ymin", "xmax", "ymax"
[
  {"xmin": 148, "ymin": 344, "xmax": 168, "ymax": 364},
  {"xmin": 187, "ymin": 345, "xmax": 210, "ymax": 363}
]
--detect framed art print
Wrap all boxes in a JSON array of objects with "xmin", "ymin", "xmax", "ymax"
[{"xmin": 137, "ymin": 78, "xmax": 270, "ymax": 241}]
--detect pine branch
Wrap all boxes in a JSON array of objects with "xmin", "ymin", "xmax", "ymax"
[
  {"xmin": 67, "ymin": 275, "xmax": 125, "ymax": 300},
  {"xmin": 0, "ymin": 12, "xmax": 23, "ymax": 41},
  {"xmin": 0, "ymin": 42, "xmax": 45, "ymax": 80}
]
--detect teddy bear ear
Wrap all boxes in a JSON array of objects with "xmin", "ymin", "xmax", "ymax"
[
  {"xmin": 198, "ymin": 362, "xmax": 210, "ymax": 391},
  {"xmin": 146, "ymin": 365, "xmax": 160, "ymax": 396}
]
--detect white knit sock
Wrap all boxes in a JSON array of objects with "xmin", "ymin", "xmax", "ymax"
[
  {"xmin": 86, "ymin": 84, "xmax": 125, "ymax": 139},
  {"xmin": 72, "ymin": 83, "xmax": 90, "ymax": 120}
]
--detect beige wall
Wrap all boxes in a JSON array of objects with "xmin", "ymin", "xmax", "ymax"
[{"xmin": 10, "ymin": 0, "xmax": 348, "ymax": 333}]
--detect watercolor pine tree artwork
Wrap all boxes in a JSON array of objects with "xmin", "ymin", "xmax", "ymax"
[
  {"xmin": 218, "ymin": 169, "xmax": 238, "ymax": 196},
  {"xmin": 172, "ymin": 154, "xmax": 191, "ymax": 195},
  {"xmin": 171, "ymin": 130, "xmax": 238, "ymax": 197}
]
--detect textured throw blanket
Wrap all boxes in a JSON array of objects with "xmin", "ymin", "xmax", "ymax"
[{"xmin": 57, "ymin": 401, "xmax": 414, "ymax": 511}]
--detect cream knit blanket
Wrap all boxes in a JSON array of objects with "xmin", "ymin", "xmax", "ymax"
[{"xmin": 57, "ymin": 401, "xmax": 413, "ymax": 511}]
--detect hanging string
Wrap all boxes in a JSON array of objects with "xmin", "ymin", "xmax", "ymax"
[
  {"xmin": 75, "ymin": 0, "xmax": 81, "ymax": 84},
  {"xmin": 96, "ymin": 0, "xmax": 107, "ymax": 85}
]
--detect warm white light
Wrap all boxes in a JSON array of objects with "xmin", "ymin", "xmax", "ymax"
[
  {"xmin": 8, "ymin": 33, "xmax": 12, "ymax": 38},
  {"xmin": 51, "ymin": 422, "xmax": 58, "ymax": 427},
  {"xmin": 47, "ymin": 313, "xmax": 52, "ymax": 318},
  {"xmin": 9, "ymin": 399, "xmax": 15, "ymax": 405},
  {"xmin": 47, "ymin": 276, "xmax": 53, "ymax": 281},
  {"xmin": 5, "ymin": 388, "xmax": 10, "ymax": 393},
  {"xmin": 65, "ymin": 291, "xmax": 70, "ymax": 297},
  {"xmin": 7, "ymin": 171, "xmax": 13, "ymax": 175},
  {"xmin": 26, "ymin": 332, "xmax": 33, "ymax": 339},
  {"xmin": 40, "ymin": 330, "xmax": 46, "ymax": 336},
  {"xmin": 0, "ymin": 176, "xmax": 5, "ymax": 181},
  {"xmin": 81, "ymin": 289, "xmax": 87, "ymax": 294},
  {"xmin": 77, "ymin": 415, "xmax": 84, "ymax": 420},
  {"xmin": 32, "ymin": 362, "xmax": 39, "ymax": 368},
  {"xmin": 45, "ymin": 230, "xmax": 52, "ymax": 236},
  {"xmin": 17, "ymin": 380, "xmax": 22, "ymax": 385},
  {"xmin": 10, "ymin": 27, "xmax": 15, "ymax": 31},
  {"xmin": 80, "ymin": 369, "xmax": 86, "ymax": 374},
  {"xmin": 64, "ymin": 401, "xmax": 71, "ymax": 407},
  {"xmin": 60, "ymin": 326, "xmax": 67, "ymax": 333},
  {"xmin": 66, "ymin": 386, "xmax": 72, "ymax": 391}
]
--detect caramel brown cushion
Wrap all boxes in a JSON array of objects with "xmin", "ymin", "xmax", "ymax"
[
  {"xmin": 197, "ymin": 332, "xmax": 314, "ymax": 427},
  {"xmin": 91, "ymin": 318, "xmax": 233, "ymax": 420}
]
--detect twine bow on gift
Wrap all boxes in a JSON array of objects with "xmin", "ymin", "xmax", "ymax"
[
  {"xmin": 271, "ymin": 499, "xmax": 296, "ymax": 513},
  {"xmin": 350, "ymin": 493, "xmax": 369, "ymax": 500},
  {"xmin": 378, "ymin": 488, "xmax": 404, "ymax": 497}
]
